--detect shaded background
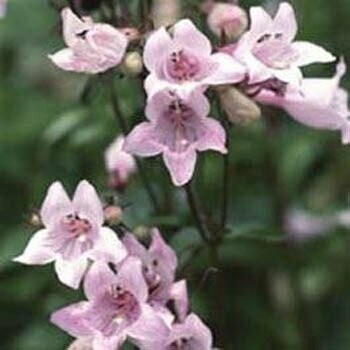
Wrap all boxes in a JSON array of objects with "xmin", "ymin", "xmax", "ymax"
[{"xmin": 1, "ymin": 0, "xmax": 350, "ymax": 349}]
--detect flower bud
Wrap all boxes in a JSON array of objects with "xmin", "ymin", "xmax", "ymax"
[
  {"xmin": 133, "ymin": 226, "xmax": 151, "ymax": 240},
  {"xmin": 218, "ymin": 87, "xmax": 261, "ymax": 125},
  {"xmin": 207, "ymin": 2, "xmax": 248, "ymax": 41},
  {"xmin": 28, "ymin": 212, "xmax": 43, "ymax": 228},
  {"xmin": 152, "ymin": 0, "xmax": 180, "ymax": 28},
  {"xmin": 67, "ymin": 338, "xmax": 92, "ymax": 350},
  {"xmin": 104, "ymin": 205, "xmax": 123, "ymax": 226},
  {"xmin": 121, "ymin": 51, "xmax": 143, "ymax": 76}
]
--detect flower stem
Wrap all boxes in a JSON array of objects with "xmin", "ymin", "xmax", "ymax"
[
  {"xmin": 108, "ymin": 79, "xmax": 160, "ymax": 213},
  {"xmin": 184, "ymin": 182, "xmax": 211, "ymax": 243}
]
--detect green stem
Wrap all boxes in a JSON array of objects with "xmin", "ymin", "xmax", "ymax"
[{"xmin": 184, "ymin": 182, "xmax": 211, "ymax": 244}]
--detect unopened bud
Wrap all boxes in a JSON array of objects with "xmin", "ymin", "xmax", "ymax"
[
  {"xmin": 28, "ymin": 212, "xmax": 43, "ymax": 228},
  {"xmin": 104, "ymin": 205, "xmax": 123, "ymax": 226},
  {"xmin": 218, "ymin": 87, "xmax": 261, "ymax": 125},
  {"xmin": 133, "ymin": 226, "xmax": 150, "ymax": 240},
  {"xmin": 120, "ymin": 27, "xmax": 140, "ymax": 42},
  {"xmin": 207, "ymin": 2, "xmax": 248, "ymax": 41},
  {"xmin": 121, "ymin": 52, "xmax": 143, "ymax": 76},
  {"xmin": 67, "ymin": 338, "xmax": 92, "ymax": 350},
  {"xmin": 152, "ymin": 0, "xmax": 180, "ymax": 28}
]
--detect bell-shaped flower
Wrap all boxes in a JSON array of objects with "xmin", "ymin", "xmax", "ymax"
[
  {"xmin": 51, "ymin": 259, "xmax": 169, "ymax": 350},
  {"xmin": 105, "ymin": 135, "xmax": 137, "ymax": 190},
  {"xmin": 13, "ymin": 181, "xmax": 127, "ymax": 289},
  {"xmin": 124, "ymin": 89, "xmax": 227, "ymax": 186},
  {"xmin": 255, "ymin": 59, "xmax": 350, "ymax": 144},
  {"xmin": 49, "ymin": 7, "xmax": 128, "ymax": 74},
  {"xmin": 122, "ymin": 229, "xmax": 177, "ymax": 306},
  {"xmin": 143, "ymin": 18, "xmax": 246, "ymax": 98},
  {"xmin": 232, "ymin": 2, "xmax": 335, "ymax": 85}
]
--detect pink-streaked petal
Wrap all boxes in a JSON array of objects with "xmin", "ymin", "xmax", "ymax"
[
  {"xmin": 149, "ymin": 228, "xmax": 177, "ymax": 274},
  {"xmin": 13, "ymin": 229, "xmax": 55, "ymax": 265},
  {"xmin": 73, "ymin": 180, "xmax": 104, "ymax": 226},
  {"xmin": 196, "ymin": 117, "xmax": 227, "ymax": 154},
  {"xmin": 124, "ymin": 122, "xmax": 163, "ymax": 157},
  {"xmin": 89, "ymin": 227, "xmax": 127, "ymax": 264},
  {"xmin": 84, "ymin": 261, "xmax": 116, "ymax": 300},
  {"xmin": 40, "ymin": 181, "xmax": 72, "ymax": 228},
  {"xmin": 204, "ymin": 53, "xmax": 246, "ymax": 86},
  {"xmin": 50, "ymin": 301, "xmax": 91, "ymax": 338},
  {"xmin": 273, "ymin": 2, "xmax": 297, "ymax": 42},
  {"xmin": 61, "ymin": 7, "xmax": 93, "ymax": 47},
  {"xmin": 143, "ymin": 27, "xmax": 172, "ymax": 72},
  {"xmin": 122, "ymin": 233, "xmax": 148, "ymax": 259},
  {"xmin": 54, "ymin": 257, "xmax": 88, "ymax": 289},
  {"xmin": 48, "ymin": 49, "xmax": 80, "ymax": 72},
  {"xmin": 173, "ymin": 19, "xmax": 212, "ymax": 56},
  {"xmin": 163, "ymin": 149, "xmax": 197, "ymax": 187},
  {"xmin": 118, "ymin": 257, "xmax": 148, "ymax": 303},
  {"xmin": 170, "ymin": 280, "xmax": 189, "ymax": 322},
  {"xmin": 273, "ymin": 66, "xmax": 303, "ymax": 86},
  {"xmin": 292, "ymin": 41, "xmax": 335, "ymax": 67},
  {"xmin": 127, "ymin": 304, "xmax": 169, "ymax": 348},
  {"xmin": 145, "ymin": 88, "xmax": 176, "ymax": 121}
]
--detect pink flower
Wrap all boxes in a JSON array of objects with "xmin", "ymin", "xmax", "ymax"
[
  {"xmin": 122, "ymin": 229, "xmax": 177, "ymax": 305},
  {"xmin": 134, "ymin": 313, "xmax": 213, "ymax": 350},
  {"xmin": 13, "ymin": 181, "xmax": 127, "ymax": 289},
  {"xmin": 49, "ymin": 7, "xmax": 128, "ymax": 74},
  {"xmin": 124, "ymin": 89, "xmax": 227, "ymax": 186},
  {"xmin": 51, "ymin": 258, "xmax": 169, "ymax": 349},
  {"xmin": 105, "ymin": 135, "xmax": 137, "ymax": 190},
  {"xmin": 255, "ymin": 59, "xmax": 350, "ymax": 143},
  {"xmin": 232, "ymin": 2, "xmax": 335, "ymax": 85},
  {"xmin": 143, "ymin": 18, "xmax": 245, "ymax": 98}
]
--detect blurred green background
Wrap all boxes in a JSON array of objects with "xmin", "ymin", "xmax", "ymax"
[{"xmin": 1, "ymin": 0, "xmax": 350, "ymax": 349}]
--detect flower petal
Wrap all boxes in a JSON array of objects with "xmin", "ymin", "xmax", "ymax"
[
  {"xmin": 50, "ymin": 301, "xmax": 91, "ymax": 338},
  {"xmin": 13, "ymin": 229, "xmax": 55, "ymax": 265},
  {"xmin": 54, "ymin": 257, "xmax": 88, "ymax": 289},
  {"xmin": 204, "ymin": 53, "xmax": 246, "ymax": 86},
  {"xmin": 292, "ymin": 41, "xmax": 335, "ymax": 67},
  {"xmin": 170, "ymin": 280, "xmax": 189, "ymax": 322},
  {"xmin": 273, "ymin": 2, "xmax": 297, "ymax": 42},
  {"xmin": 89, "ymin": 227, "xmax": 127, "ymax": 264},
  {"xmin": 196, "ymin": 117, "xmax": 227, "ymax": 154},
  {"xmin": 127, "ymin": 304, "xmax": 169, "ymax": 349},
  {"xmin": 118, "ymin": 257, "xmax": 148, "ymax": 303},
  {"xmin": 249, "ymin": 6, "xmax": 272, "ymax": 38},
  {"xmin": 73, "ymin": 180, "xmax": 104, "ymax": 226},
  {"xmin": 40, "ymin": 181, "xmax": 72, "ymax": 228},
  {"xmin": 143, "ymin": 27, "xmax": 172, "ymax": 72},
  {"xmin": 122, "ymin": 233, "xmax": 148, "ymax": 259},
  {"xmin": 84, "ymin": 261, "xmax": 116, "ymax": 300},
  {"xmin": 124, "ymin": 122, "xmax": 163, "ymax": 157},
  {"xmin": 163, "ymin": 149, "xmax": 197, "ymax": 187},
  {"xmin": 173, "ymin": 19, "xmax": 212, "ymax": 56},
  {"xmin": 61, "ymin": 7, "xmax": 93, "ymax": 47}
]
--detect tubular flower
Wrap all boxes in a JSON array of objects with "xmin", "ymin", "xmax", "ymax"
[
  {"xmin": 143, "ymin": 18, "xmax": 246, "ymax": 98},
  {"xmin": 255, "ymin": 59, "xmax": 350, "ymax": 143},
  {"xmin": 49, "ymin": 7, "xmax": 128, "ymax": 74},
  {"xmin": 13, "ymin": 181, "xmax": 127, "ymax": 289},
  {"xmin": 51, "ymin": 259, "xmax": 168, "ymax": 350},
  {"xmin": 105, "ymin": 135, "xmax": 137, "ymax": 190},
  {"xmin": 122, "ymin": 229, "xmax": 178, "ymax": 306},
  {"xmin": 124, "ymin": 89, "xmax": 227, "ymax": 186},
  {"xmin": 231, "ymin": 2, "xmax": 335, "ymax": 85}
]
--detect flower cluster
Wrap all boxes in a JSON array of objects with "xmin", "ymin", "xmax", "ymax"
[{"xmin": 14, "ymin": 181, "xmax": 213, "ymax": 349}]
